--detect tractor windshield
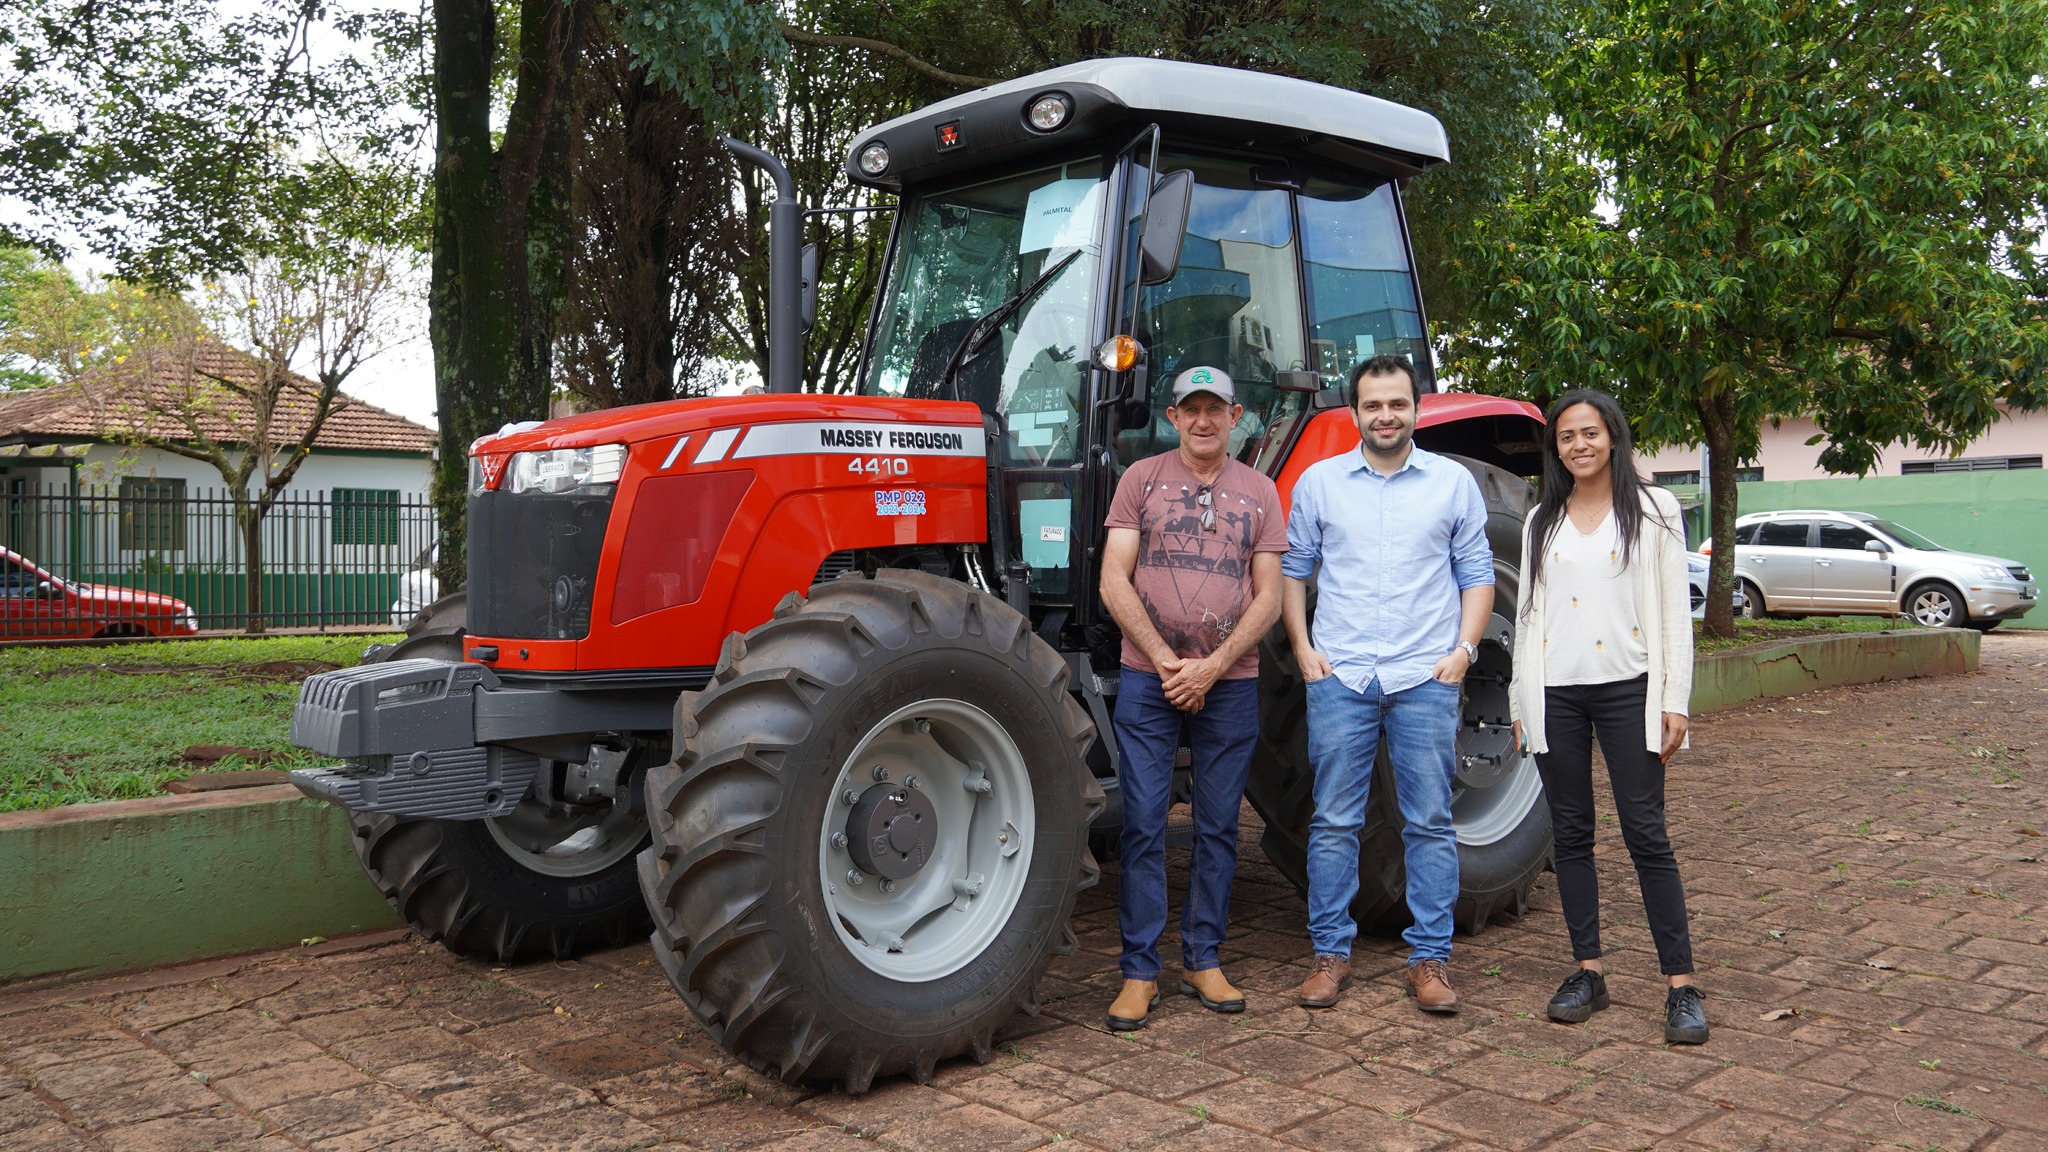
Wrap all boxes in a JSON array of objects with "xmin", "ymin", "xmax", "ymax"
[{"xmin": 861, "ymin": 160, "xmax": 1106, "ymax": 466}]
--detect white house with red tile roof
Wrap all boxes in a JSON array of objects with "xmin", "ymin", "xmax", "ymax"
[{"xmin": 0, "ymin": 342, "xmax": 435, "ymax": 498}]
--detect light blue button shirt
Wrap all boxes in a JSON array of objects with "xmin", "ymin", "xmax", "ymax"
[{"xmin": 1282, "ymin": 445, "xmax": 1495, "ymax": 694}]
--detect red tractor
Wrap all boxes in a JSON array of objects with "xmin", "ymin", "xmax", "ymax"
[{"xmin": 291, "ymin": 58, "xmax": 1550, "ymax": 1091}]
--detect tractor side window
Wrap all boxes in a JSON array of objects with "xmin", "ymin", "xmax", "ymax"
[
  {"xmin": 862, "ymin": 160, "xmax": 1105, "ymax": 466},
  {"xmin": 1300, "ymin": 182, "xmax": 1430, "ymax": 393},
  {"xmin": 1119, "ymin": 158, "xmax": 1309, "ymax": 470}
]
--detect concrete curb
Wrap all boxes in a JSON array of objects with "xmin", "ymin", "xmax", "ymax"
[
  {"xmin": 1690, "ymin": 626, "xmax": 1979, "ymax": 714},
  {"xmin": 0, "ymin": 785, "xmax": 398, "ymax": 986},
  {"xmin": 1, "ymin": 627, "xmax": 1978, "ymax": 987}
]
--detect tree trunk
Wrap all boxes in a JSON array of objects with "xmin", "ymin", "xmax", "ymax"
[
  {"xmin": 428, "ymin": 0, "xmax": 590, "ymax": 595},
  {"xmin": 239, "ymin": 501, "xmax": 267, "ymax": 635},
  {"xmin": 1698, "ymin": 385, "xmax": 1740, "ymax": 638}
]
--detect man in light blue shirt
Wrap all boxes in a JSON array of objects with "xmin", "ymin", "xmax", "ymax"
[{"xmin": 1282, "ymin": 354, "xmax": 1495, "ymax": 1015}]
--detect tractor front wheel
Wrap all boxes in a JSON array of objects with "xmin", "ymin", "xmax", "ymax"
[{"xmin": 638, "ymin": 570, "xmax": 1100, "ymax": 1091}]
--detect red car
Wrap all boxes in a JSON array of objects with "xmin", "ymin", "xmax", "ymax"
[{"xmin": 0, "ymin": 547, "xmax": 200, "ymax": 639}]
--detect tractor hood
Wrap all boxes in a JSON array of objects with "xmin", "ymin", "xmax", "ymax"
[{"xmin": 471, "ymin": 395, "xmax": 987, "ymax": 458}]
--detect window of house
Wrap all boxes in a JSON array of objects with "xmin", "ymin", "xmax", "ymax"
[
  {"xmin": 1753, "ymin": 520, "xmax": 1811, "ymax": 548},
  {"xmin": 333, "ymin": 488, "xmax": 401, "ymax": 546},
  {"xmin": 1652, "ymin": 470, "xmax": 1699, "ymax": 486},
  {"xmin": 1734, "ymin": 466, "xmax": 1764, "ymax": 482},
  {"xmin": 1901, "ymin": 455, "xmax": 2043, "ymax": 474},
  {"xmin": 118, "ymin": 477, "xmax": 187, "ymax": 551}
]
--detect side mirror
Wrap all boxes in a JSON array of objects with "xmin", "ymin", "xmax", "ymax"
[
  {"xmin": 800, "ymin": 242, "xmax": 820, "ymax": 332},
  {"xmin": 1273, "ymin": 369, "xmax": 1320, "ymax": 394},
  {"xmin": 1137, "ymin": 170, "xmax": 1193, "ymax": 285},
  {"xmin": 35, "ymin": 580, "xmax": 58, "ymax": 599},
  {"xmin": 1863, "ymin": 539, "xmax": 1890, "ymax": 554}
]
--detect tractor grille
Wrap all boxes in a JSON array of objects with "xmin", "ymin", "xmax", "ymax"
[
  {"xmin": 468, "ymin": 487, "xmax": 616, "ymax": 639},
  {"xmin": 813, "ymin": 551, "xmax": 858, "ymax": 585}
]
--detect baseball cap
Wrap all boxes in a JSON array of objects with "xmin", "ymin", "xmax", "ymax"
[{"xmin": 1170, "ymin": 365, "xmax": 1235, "ymax": 405}]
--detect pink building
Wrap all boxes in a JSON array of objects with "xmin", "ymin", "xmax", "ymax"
[{"xmin": 1635, "ymin": 405, "xmax": 2047, "ymax": 482}]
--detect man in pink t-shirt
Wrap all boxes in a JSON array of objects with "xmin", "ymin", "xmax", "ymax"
[{"xmin": 1098, "ymin": 365, "xmax": 1286, "ymax": 1031}]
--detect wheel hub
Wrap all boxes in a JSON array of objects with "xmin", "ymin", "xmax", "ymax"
[{"xmin": 846, "ymin": 783, "xmax": 938, "ymax": 880}]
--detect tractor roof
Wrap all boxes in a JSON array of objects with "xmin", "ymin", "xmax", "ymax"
[{"xmin": 845, "ymin": 58, "xmax": 1451, "ymax": 192}]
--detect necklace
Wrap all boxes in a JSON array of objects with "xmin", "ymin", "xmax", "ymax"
[{"xmin": 1179, "ymin": 449, "xmax": 1227, "ymax": 486}]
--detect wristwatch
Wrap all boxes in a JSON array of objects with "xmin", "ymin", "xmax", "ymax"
[{"xmin": 1456, "ymin": 640, "xmax": 1479, "ymax": 665}]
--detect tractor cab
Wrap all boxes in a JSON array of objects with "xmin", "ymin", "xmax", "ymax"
[{"xmin": 844, "ymin": 59, "xmax": 1449, "ymax": 623}]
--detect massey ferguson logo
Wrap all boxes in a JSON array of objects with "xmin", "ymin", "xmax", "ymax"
[{"xmin": 477, "ymin": 453, "xmax": 508, "ymax": 489}]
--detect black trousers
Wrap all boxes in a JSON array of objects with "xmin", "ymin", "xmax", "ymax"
[{"xmin": 1535, "ymin": 674, "xmax": 1695, "ymax": 975}]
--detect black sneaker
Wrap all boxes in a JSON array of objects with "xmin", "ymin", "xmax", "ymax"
[
  {"xmin": 1665, "ymin": 984, "xmax": 1709, "ymax": 1044},
  {"xmin": 1547, "ymin": 969, "xmax": 1609, "ymax": 1023}
]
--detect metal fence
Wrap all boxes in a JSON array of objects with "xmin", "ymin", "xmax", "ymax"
[{"xmin": 0, "ymin": 482, "xmax": 437, "ymax": 636}]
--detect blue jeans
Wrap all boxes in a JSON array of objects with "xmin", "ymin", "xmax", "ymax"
[
  {"xmin": 1114, "ymin": 668, "xmax": 1259, "ymax": 980},
  {"xmin": 1305, "ymin": 674, "xmax": 1462, "ymax": 962}
]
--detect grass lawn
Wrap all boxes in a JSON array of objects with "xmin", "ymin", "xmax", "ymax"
[
  {"xmin": 0, "ymin": 634, "xmax": 398, "ymax": 812},
  {"xmin": 1693, "ymin": 614, "xmax": 1910, "ymax": 654}
]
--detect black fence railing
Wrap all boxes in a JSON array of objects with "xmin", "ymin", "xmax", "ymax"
[{"xmin": 0, "ymin": 482, "xmax": 437, "ymax": 637}]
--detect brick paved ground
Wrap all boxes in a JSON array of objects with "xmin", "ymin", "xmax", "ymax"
[{"xmin": 5, "ymin": 631, "xmax": 2046, "ymax": 1152}]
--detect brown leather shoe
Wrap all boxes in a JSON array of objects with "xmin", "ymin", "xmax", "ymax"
[
  {"xmin": 1178, "ymin": 967, "xmax": 1245, "ymax": 1014},
  {"xmin": 1407, "ymin": 958, "xmax": 1460, "ymax": 1014},
  {"xmin": 1297, "ymin": 954, "xmax": 1351, "ymax": 1009},
  {"xmin": 1105, "ymin": 979, "xmax": 1159, "ymax": 1031}
]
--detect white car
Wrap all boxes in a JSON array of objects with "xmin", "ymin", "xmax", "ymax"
[
  {"xmin": 1713, "ymin": 509, "xmax": 2036, "ymax": 629},
  {"xmin": 389, "ymin": 544, "xmax": 439, "ymax": 628},
  {"xmin": 1685, "ymin": 551, "xmax": 1743, "ymax": 619}
]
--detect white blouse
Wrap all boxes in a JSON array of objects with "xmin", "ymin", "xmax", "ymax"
[
  {"xmin": 1541, "ymin": 508, "xmax": 1650, "ymax": 685},
  {"xmin": 1510, "ymin": 485, "xmax": 1694, "ymax": 755}
]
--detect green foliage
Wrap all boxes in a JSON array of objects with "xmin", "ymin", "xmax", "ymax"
[
  {"xmin": 618, "ymin": 0, "xmax": 785, "ymax": 125},
  {"xmin": 1447, "ymin": 0, "xmax": 2048, "ymax": 632},
  {"xmin": 1451, "ymin": 0, "xmax": 2048, "ymax": 462},
  {"xmin": 0, "ymin": 0, "xmax": 430, "ymax": 284},
  {"xmin": 0, "ymin": 254, "xmax": 204, "ymax": 390}
]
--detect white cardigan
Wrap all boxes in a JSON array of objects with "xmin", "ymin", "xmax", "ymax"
[{"xmin": 1509, "ymin": 485, "xmax": 1693, "ymax": 754}]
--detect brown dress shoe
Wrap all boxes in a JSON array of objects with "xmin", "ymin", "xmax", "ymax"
[
  {"xmin": 1105, "ymin": 979, "xmax": 1159, "ymax": 1031},
  {"xmin": 1297, "ymin": 954, "xmax": 1351, "ymax": 1008},
  {"xmin": 1178, "ymin": 967, "xmax": 1246, "ymax": 1013},
  {"xmin": 1407, "ymin": 958, "xmax": 1460, "ymax": 1014}
]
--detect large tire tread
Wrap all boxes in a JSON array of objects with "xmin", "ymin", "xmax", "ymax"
[
  {"xmin": 642, "ymin": 570, "xmax": 1099, "ymax": 1091},
  {"xmin": 349, "ymin": 811, "xmax": 652, "ymax": 963}
]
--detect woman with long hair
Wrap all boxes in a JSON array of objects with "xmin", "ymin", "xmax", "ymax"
[{"xmin": 1509, "ymin": 389, "xmax": 1707, "ymax": 1044}]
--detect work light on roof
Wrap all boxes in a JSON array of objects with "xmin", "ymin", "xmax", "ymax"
[
  {"xmin": 1027, "ymin": 93, "xmax": 1071, "ymax": 132},
  {"xmin": 857, "ymin": 142, "xmax": 890, "ymax": 176}
]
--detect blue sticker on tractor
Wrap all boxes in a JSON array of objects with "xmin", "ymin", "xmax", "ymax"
[{"xmin": 875, "ymin": 490, "xmax": 928, "ymax": 517}]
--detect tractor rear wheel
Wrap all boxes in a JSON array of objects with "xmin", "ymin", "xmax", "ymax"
[
  {"xmin": 1245, "ymin": 455, "xmax": 1551, "ymax": 935},
  {"xmin": 639, "ymin": 569, "xmax": 1100, "ymax": 1091}
]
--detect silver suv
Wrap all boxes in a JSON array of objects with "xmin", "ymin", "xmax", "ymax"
[{"xmin": 1725, "ymin": 510, "xmax": 2037, "ymax": 630}]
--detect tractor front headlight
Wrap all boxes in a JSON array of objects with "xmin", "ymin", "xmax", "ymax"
[{"xmin": 506, "ymin": 444, "xmax": 627, "ymax": 495}]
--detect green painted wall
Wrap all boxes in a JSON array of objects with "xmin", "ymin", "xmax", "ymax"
[
  {"xmin": 0, "ymin": 787, "xmax": 398, "ymax": 983},
  {"xmin": 1733, "ymin": 470, "xmax": 2048, "ymax": 629}
]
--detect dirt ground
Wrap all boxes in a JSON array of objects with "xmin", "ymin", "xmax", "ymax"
[{"xmin": 4, "ymin": 631, "xmax": 2046, "ymax": 1152}]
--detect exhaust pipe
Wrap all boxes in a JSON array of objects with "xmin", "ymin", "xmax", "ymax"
[{"xmin": 723, "ymin": 137, "xmax": 803, "ymax": 395}]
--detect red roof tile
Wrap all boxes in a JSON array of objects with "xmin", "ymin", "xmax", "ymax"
[{"xmin": 0, "ymin": 341, "xmax": 435, "ymax": 455}]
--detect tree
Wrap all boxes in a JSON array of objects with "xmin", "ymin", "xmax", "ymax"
[
  {"xmin": 426, "ymin": 0, "xmax": 598, "ymax": 591},
  {"xmin": 0, "ymin": 254, "xmax": 207, "ymax": 391},
  {"xmin": 85, "ymin": 243, "xmax": 409, "ymax": 631},
  {"xmin": 553, "ymin": 13, "xmax": 741, "ymax": 409},
  {"xmin": 1446, "ymin": 0, "xmax": 2048, "ymax": 635},
  {"xmin": 0, "ymin": 0, "xmax": 418, "ymax": 285}
]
